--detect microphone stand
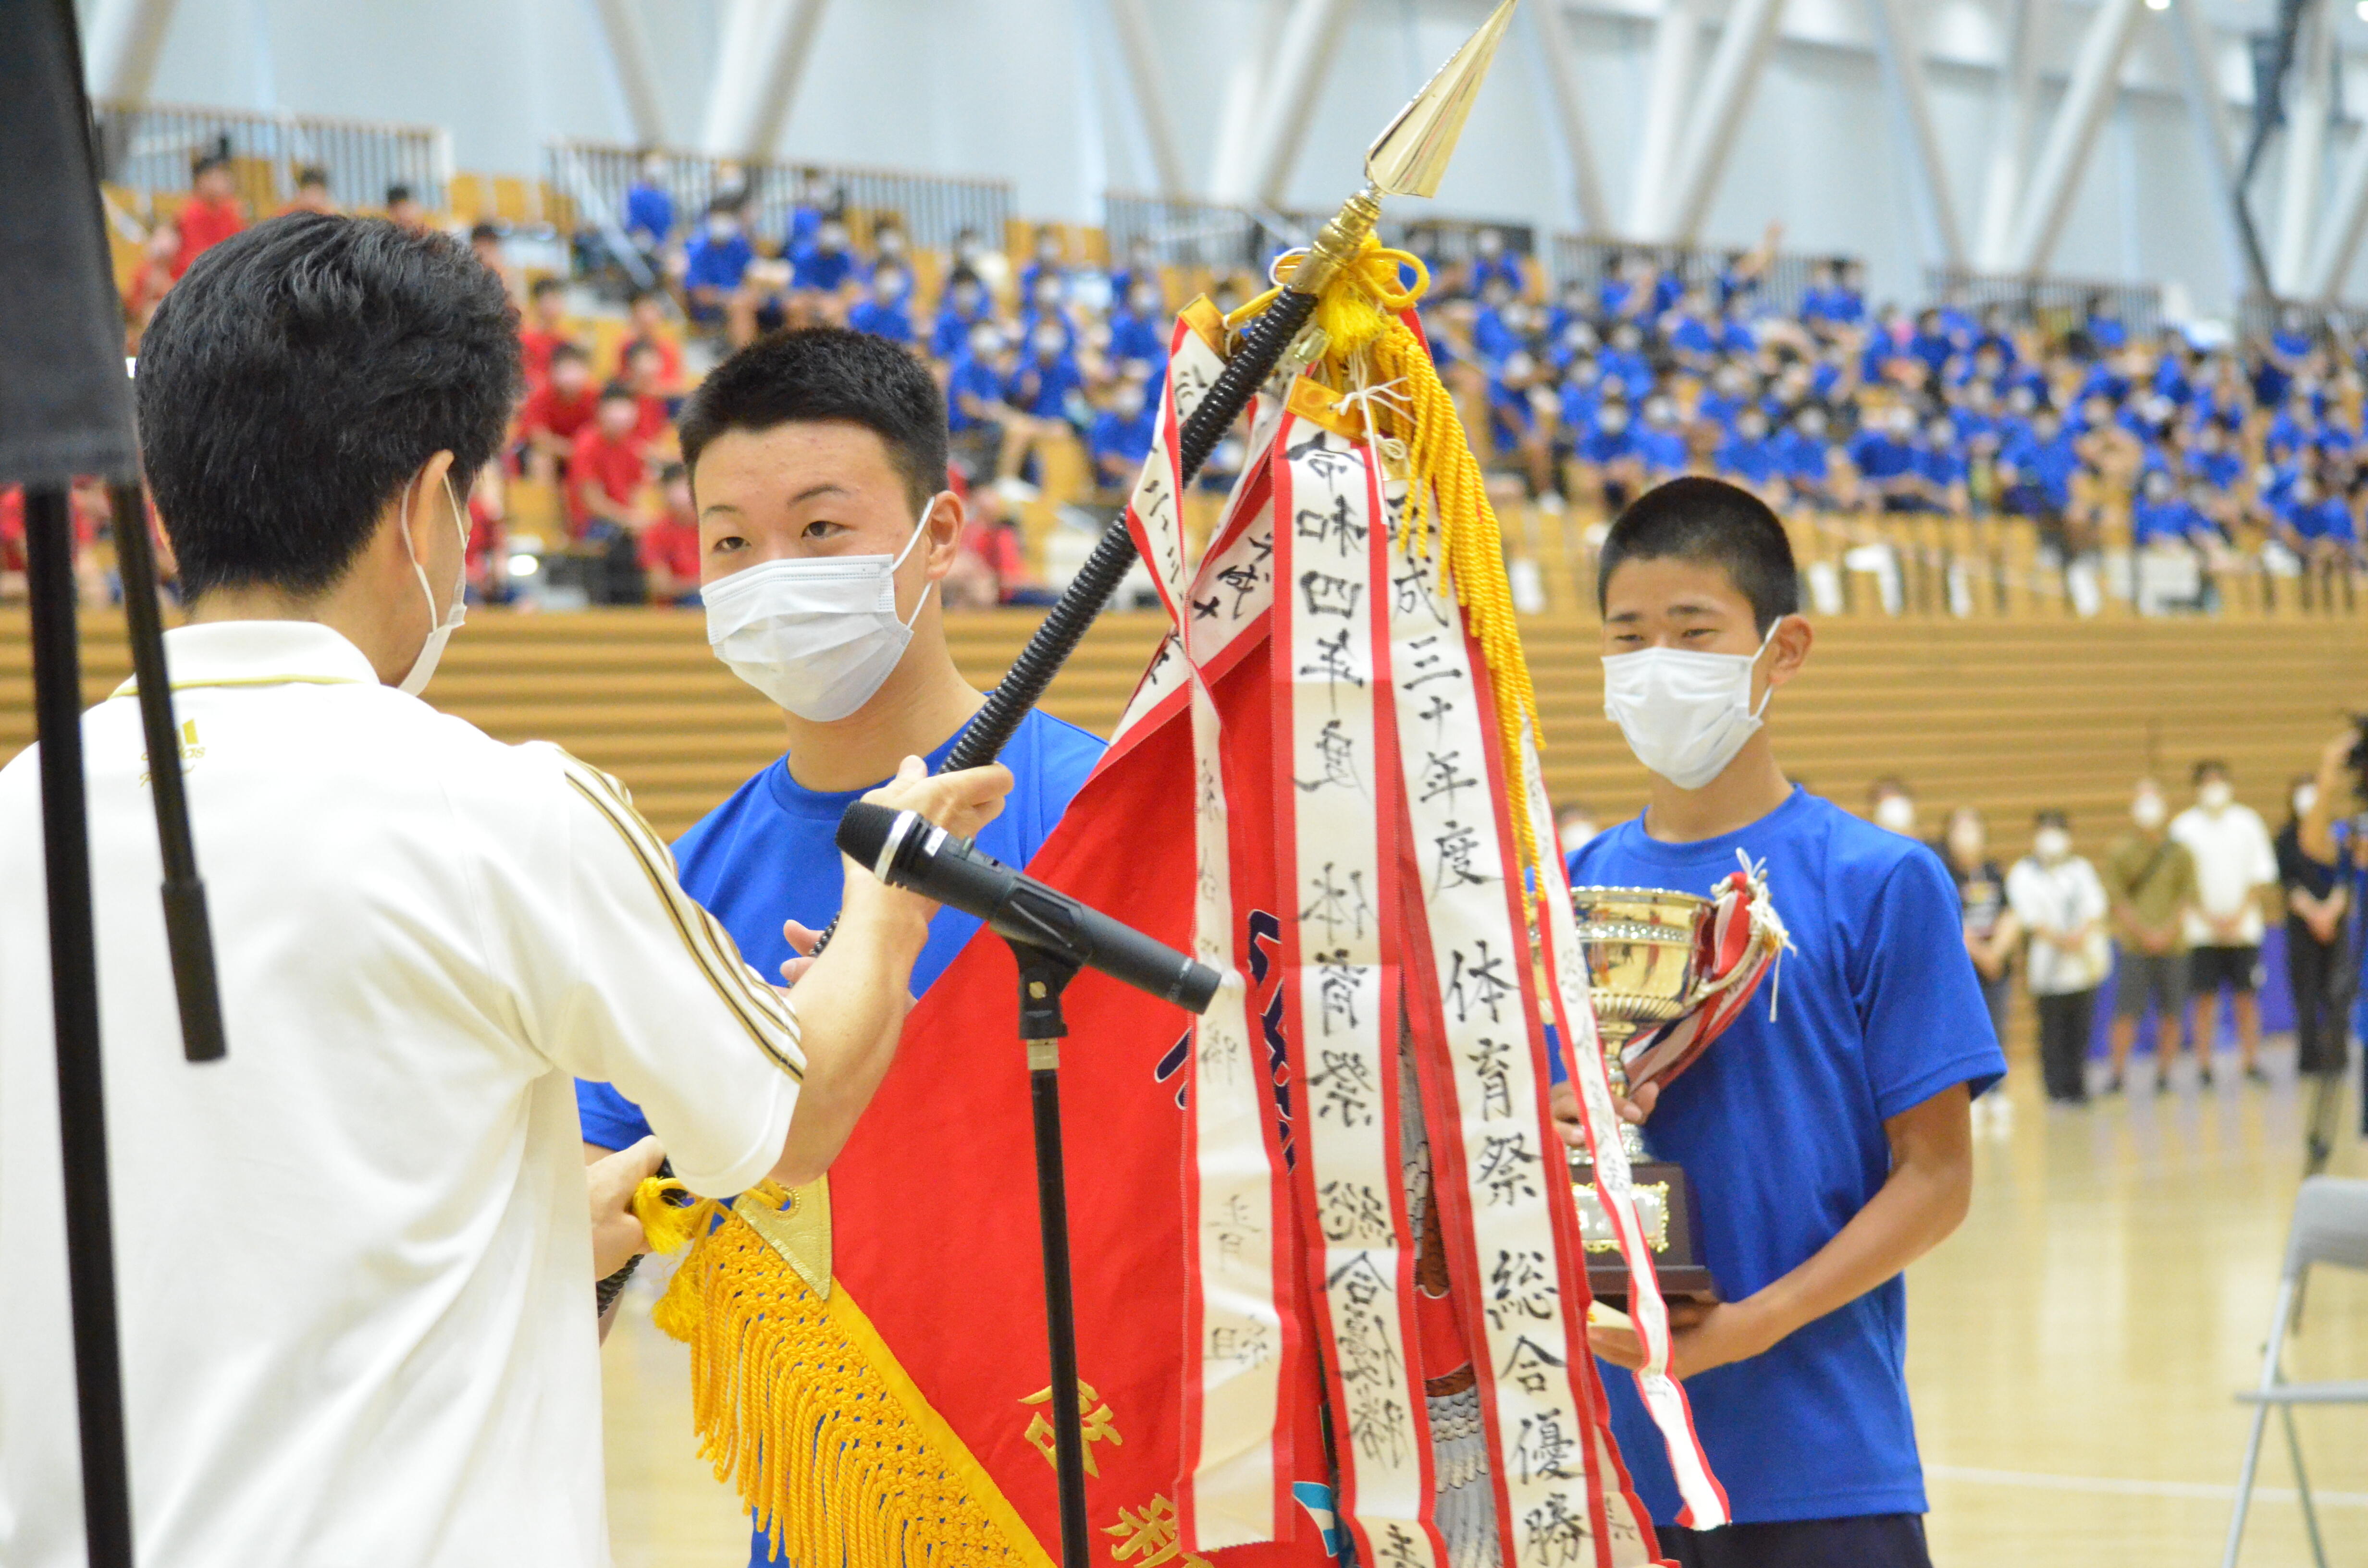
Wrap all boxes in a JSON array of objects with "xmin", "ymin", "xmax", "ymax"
[{"xmin": 1005, "ymin": 937, "xmax": 1091, "ymax": 1568}]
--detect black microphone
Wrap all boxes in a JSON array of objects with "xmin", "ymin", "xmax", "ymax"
[{"xmin": 836, "ymin": 801, "xmax": 1223, "ymax": 1014}]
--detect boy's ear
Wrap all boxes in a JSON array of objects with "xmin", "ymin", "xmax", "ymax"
[{"xmin": 1766, "ymin": 612, "xmax": 1813, "ymax": 688}]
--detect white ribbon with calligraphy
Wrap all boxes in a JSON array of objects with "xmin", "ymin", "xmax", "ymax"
[
  {"xmin": 1120, "ymin": 314, "xmax": 1292, "ymax": 1548},
  {"xmin": 1519, "ymin": 732, "xmax": 1727, "ymax": 1531},
  {"xmin": 1387, "ymin": 544, "xmax": 1660, "ymax": 1568},
  {"xmin": 1273, "ymin": 416, "xmax": 1443, "ymax": 1568}
]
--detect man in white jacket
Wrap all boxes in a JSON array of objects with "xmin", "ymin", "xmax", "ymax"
[{"xmin": 0, "ymin": 212, "xmax": 1010, "ymax": 1568}]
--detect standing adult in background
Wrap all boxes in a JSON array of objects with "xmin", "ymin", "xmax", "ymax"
[
  {"xmin": 1939, "ymin": 807, "xmax": 2019, "ymax": 1124},
  {"xmin": 2007, "ymin": 811, "xmax": 2111, "ymax": 1104},
  {"xmin": 1868, "ymin": 775, "xmax": 1918, "ymax": 837},
  {"xmin": 571, "ymin": 328, "xmax": 1105, "ymax": 1568},
  {"xmin": 2278, "ymin": 771, "xmax": 2351, "ymax": 1080},
  {"xmin": 0, "ymin": 214, "xmax": 1012, "ymax": 1568},
  {"xmin": 2171, "ymin": 760, "xmax": 2280, "ymax": 1083},
  {"xmin": 2102, "ymin": 779, "xmax": 2200, "ymax": 1092},
  {"xmin": 2298, "ymin": 729, "xmax": 2368, "ymax": 1139}
]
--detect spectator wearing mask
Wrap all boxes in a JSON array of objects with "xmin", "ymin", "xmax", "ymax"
[
  {"xmin": 2007, "ymin": 812, "xmax": 2110, "ymax": 1104},
  {"xmin": 789, "ymin": 219, "xmax": 859, "ymax": 325},
  {"xmin": 623, "ymin": 150, "xmax": 674, "ymax": 253},
  {"xmin": 1019, "ymin": 272, "xmax": 1076, "ymax": 356},
  {"xmin": 1774, "ymin": 406, "xmax": 1835, "ymax": 509},
  {"xmin": 1088, "ymin": 380, "xmax": 1156, "ymax": 492},
  {"xmin": 1634, "ymin": 395, "xmax": 1688, "ymax": 480},
  {"xmin": 1912, "ymin": 417, "xmax": 1968, "ymax": 514},
  {"xmin": 930, "ymin": 273, "xmax": 995, "ymax": 360},
  {"xmin": 384, "ymin": 184, "xmax": 428, "ymax": 233},
  {"xmin": 846, "ymin": 265, "xmax": 915, "ymax": 346},
  {"xmin": 1017, "ymin": 228, "xmax": 1068, "ymax": 307},
  {"xmin": 517, "ymin": 277, "xmax": 573, "ymax": 392},
  {"xmin": 685, "ymin": 199, "xmax": 769, "ymax": 348},
  {"xmin": 1577, "ymin": 400, "xmax": 1644, "ymax": 513},
  {"xmin": 2277, "ymin": 771, "xmax": 2352, "ymax": 1081},
  {"xmin": 518, "ymin": 343, "xmax": 600, "ymax": 490},
  {"xmin": 1868, "ymin": 777, "xmax": 1917, "ymax": 837},
  {"xmin": 2101, "ymin": 780, "xmax": 2200, "ymax": 1092},
  {"xmin": 1849, "ymin": 406, "xmax": 1923, "ymax": 511},
  {"xmin": 618, "ymin": 288, "xmax": 685, "ymax": 395},
  {"xmin": 1004, "ymin": 323, "xmax": 1085, "ymax": 428},
  {"xmin": 2170, "ymin": 761, "xmax": 2279, "ymax": 1083},
  {"xmin": 640, "ymin": 463, "xmax": 703, "ymax": 607},
  {"xmin": 567, "ymin": 382, "xmax": 653, "ymax": 543},
  {"xmin": 1938, "ymin": 808, "xmax": 2019, "ymax": 1073},
  {"xmin": 1715, "ymin": 406, "xmax": 1778, "ymax": 492},
  {"xmin": 172, "ymin": 154, "xmax": 248, "ymax": 281},
  {"xmin": 1108, "ymin": 280, "xmax": 1169, "ymax": 378},
  {"xmin": 1469, "ymin": 227, "xmax": 1525, "ymax": 297},
  {"xmin": 619, "ymin": 342, "xmax": 674, "ymax": 444}
]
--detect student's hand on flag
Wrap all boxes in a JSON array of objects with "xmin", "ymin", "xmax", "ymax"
[{"xmin": 866, "ymin": 754, "xmax": 1015, "ymax": 842}]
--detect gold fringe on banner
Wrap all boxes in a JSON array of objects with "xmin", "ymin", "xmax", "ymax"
[
  {"xmin": 1229, "ymin": 236, "xmax": 1547, "ymax": 887},
  {"xmin": 653, "ymin": 1192, "xmax": 1054, "ymax": 1568}
]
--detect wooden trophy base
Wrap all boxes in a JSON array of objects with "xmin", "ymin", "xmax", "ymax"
[{"xmin": 1569, "ymin": 1155, "xmax": 1720, "ymax": 1309}]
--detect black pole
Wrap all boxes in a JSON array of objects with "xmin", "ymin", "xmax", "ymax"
[
  {"xmin": 1009, "ymin": 939, "xmax": 1089, "ymax": 1568},
  {"xmin": 25, "ymin": 486, "xmax": 137, "ymax": 1568},
  {"xmin": 109, "ymin": 482, "xmax": 226, "ymax": 1063}
]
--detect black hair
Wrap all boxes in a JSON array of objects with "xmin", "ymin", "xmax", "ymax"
[
  {"xmin": 469, "ymin": 221, "xmax": 501, "ymax": 244},
  {"xmin": 192, "ymin": 152, "xmax": 230, "ymax": 179},
  {"xmin": 598, "ymin": 379, "xmax": 635, "ymax": 403},
  {"xmin": 2033, "ymin": 808, "xmax": 2069, "ymax": 831},
  {"xmin": 296, "ymin": 165, "xmax": 329, "ymax": 189},
  {"xmin": 548, "ymin": 342, "xmax": 588, "ymax": 368},
  {"xmin": 2192, "ymin": 758, "xmax": 2230, "ymax": 785},
  {"xmin": 678, "ymin": 327, "xmax": 947, "ymax": 509},
  {"xmin": 529, "ymin": 275, "xmax": 565, "ymax": 300},
  {"xmin": 386, "ymin": 184, "xmax": 414, "ymax": 207},
  {"xmin": 659, "ymin": 461, "xmax": 687, "ymax": 485},
  {"xmin": 136, "ymin": 213, "xmax": 519, "ymax": 600},
  {"xmin": 1596, "ymin": 475, "xmax": 1801, "ymax": 633}
]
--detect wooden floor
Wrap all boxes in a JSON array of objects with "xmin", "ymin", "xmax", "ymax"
[{"xmin": 599, "ymin": 1044, "xmax": 2368, "ymax": 1568}]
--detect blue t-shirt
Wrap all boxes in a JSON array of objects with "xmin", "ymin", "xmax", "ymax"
[
  {"xmin": 1089, "ymin": 406, "xmax": 1158, "ymax": 469},
  {"xmin": 846, "ymin": 298, "xmax": 914, "ymax": 344},
  {"xmin": 623, "ymin": 182, "xmax": 674, "ymax": 246},
  {"xmin": 945, "ymin": 353, "xmax": 1006, "ymax": 432},
  {"xmin": 574, "ymin": 707, "xmax": 1107, "ymax": 1154},
  {"xmin": 1567, "ymin": 787, "xmax": 2004, "ymax": 1526},
  {"xmin": 684, "ymin": 231, "xmax": 753, "ymax": 293},
  {"xmin": 791, "ymin": 245, "xmax": 855, "ymax": 293}
]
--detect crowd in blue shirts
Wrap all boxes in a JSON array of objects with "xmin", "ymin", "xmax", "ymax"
[
  {"xmin": 611, "ymin": 160, "xmax": 2368, "ymax": 591},
  {"xmin": 1416, "ymin": 237, "xmax": 2368, "ymax": 592}
]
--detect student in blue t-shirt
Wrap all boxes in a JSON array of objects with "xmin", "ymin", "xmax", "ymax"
[
  {"xmin": 1562, "ymin": 477, "xmax": 2002, "ymax": 1568},
  {"xmin": 1088, "ymin": 380, "xmax": 1158, "ymax": 489},
  {"xmin": 576, "ymin": 332, "xmax": 1107, "ymax": 1423}
]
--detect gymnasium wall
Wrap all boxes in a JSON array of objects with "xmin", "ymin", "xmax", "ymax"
[
  {"xmin": 8, "ymin": 608, "xmax": 2366, "ymax": 854},
  {"xmin": 91, "ymin": 0, "xmax": 2368, "ymax": 317}
]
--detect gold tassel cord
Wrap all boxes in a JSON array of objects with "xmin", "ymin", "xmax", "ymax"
[
  {"xmin": 629, "ymin": 1176, "xmax": 713, "ymax": 1255},
  {"xmin": 653, "ymin": 1192, "xmax": 1049, "ymax": 1568},
  {"xmin": 1228, "ymin": 237, "xmax": 1547, "ymax": 886}
]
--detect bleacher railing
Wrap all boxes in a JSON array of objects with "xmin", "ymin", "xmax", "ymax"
[
  {"xmin": 1105, "ymin": 193, "xmax": 1546, "ymax": 288},
  {"xmin": 1549, "ymin": 236, "xmax": 1841, "ymax": 318},
  {"xmin": 544, "ymin": 141, "xmax": 1013, "ymax": 254},
  {"xmin": 93, "ymin": 101, "xmax": 449, "ymax": 215},
  {"xmin": 1923, "ymin": 267, "xmax": 2164, "ymax": 340}
]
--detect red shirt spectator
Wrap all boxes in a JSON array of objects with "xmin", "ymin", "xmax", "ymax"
[
  {"xmin": 639, "ymin": 514, "xmax": 700, "ymax": 585},
  {"xmin": 171, "ymin": 160, "xmax": 247, "ymax": 280},
  {"xmin": 618, "ymin": 331, "xmax": 683, "ymax": 390},
  {"xmin": 518, "ymin": 279, "xmax": 571, "ymax": 391},
  {"xmin": 518, "ymin": 327, "xmax": 569, "ymax": 393},
  {"xmin": 518, "ymin": 377, "xmax": 599, "ymax": 450},
  {"xmin": 566, "ymin": 421, "xmax": 648, "ymax": 538}
]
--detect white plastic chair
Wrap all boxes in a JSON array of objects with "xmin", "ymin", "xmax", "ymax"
[{"xmin": 2222, "ymin": 1176, "xmax": 2368, "ymax": 1568}]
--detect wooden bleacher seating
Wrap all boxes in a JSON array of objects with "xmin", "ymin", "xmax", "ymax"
[{"xmin": 6, "ymin": 607, "xmax": 2365, "ymax": 856}]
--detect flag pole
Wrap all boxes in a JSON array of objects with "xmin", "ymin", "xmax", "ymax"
[{"xmin": 937, "ymin": 0, "xmax": 1516, "ymax": 777}]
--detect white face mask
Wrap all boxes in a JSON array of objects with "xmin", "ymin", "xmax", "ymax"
[
  {"xmin": 2198, "ymin": 779, "xmax": 2233, "ymax": 812},
  {"xmin": 2133, "ymin": 793, "xmax": 2167, "ymax": 830},
  {"xmin": 1558, "ymin": 819, "xmax": 1596, "ymax": 857},
  {"xmin": 1874, "ymin": 795, "xmax": 1917, "ymax": 834},
  {"xmin": 2295, "ymin": 784, "xmax": 2319, "ymax": 818},
  {"xmin": 398, "ymin": 473, "xmax": 469, "ymax": 697},
  {"xmin": 1601, "ymin": 620, "xmax": 1780, "ymax": 790},
  {"xmin": 2033, "ymin": 827, "xmax": 2072, "ymax": 862},
  {"xmin": 703, "ymin": 496, "xmax": 939, "ymax": 723}
]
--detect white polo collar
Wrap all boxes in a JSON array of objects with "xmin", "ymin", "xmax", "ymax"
[{"xmin": 110, "ymin": 620, "xmax": 382, "ymax": 698}]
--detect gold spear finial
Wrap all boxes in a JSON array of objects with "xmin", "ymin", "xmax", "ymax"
[
  {"xmin": 1290, "ymin": 0, "xmax": 1517, "ymax": 297},
  {"xmin": 1367, "ymin": 0, "xmax": 1517, "ymax": 198}
]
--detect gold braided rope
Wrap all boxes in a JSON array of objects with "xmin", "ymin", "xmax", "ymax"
[
  {"xmin": 651, "ymin": 1188, "xmax": 1046, "ymax": 1568},
  {"xmin": 1228, "ymin": 236, "xmax": 1546, "ymax": 885}
]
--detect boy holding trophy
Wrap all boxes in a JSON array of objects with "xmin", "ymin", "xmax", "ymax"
[{"xmin": 1563, "ymin": 478, "xmax": 2003, "ymax": 1568}]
